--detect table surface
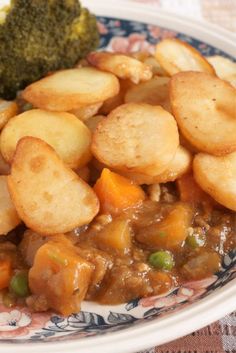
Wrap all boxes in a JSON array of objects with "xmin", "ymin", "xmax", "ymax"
[{"xmin": 126, "ymin": 1, "xmax": 236, "ymax": 353}]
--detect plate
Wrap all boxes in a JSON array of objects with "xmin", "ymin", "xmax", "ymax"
[{"xmin": 0, "ymin": 1, "xmax": 235, "ymax": 352}]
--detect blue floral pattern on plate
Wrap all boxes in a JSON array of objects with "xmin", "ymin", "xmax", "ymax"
[
  {"xmin": 97, "ymin": 16, "xmax": 235, "ymax": 59},
  {"xmin": 0, "ymin": 16, "xmax": 235, "ymax": 342}
]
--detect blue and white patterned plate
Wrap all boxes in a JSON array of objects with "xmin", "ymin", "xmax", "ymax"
[{"xmin": 0, "ymin": 2, "xmax": 235, "ymax": 353}]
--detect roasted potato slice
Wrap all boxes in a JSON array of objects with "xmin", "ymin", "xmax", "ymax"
[
  {"xmin": 143, "ymin": 56, "xmax": 168, "ymax": 76},
  {"xmin": 0, "ymin": 99, "xmax": 18, "ymax": 130},
  {"xmin": 207, "ymin": 55, "xmax": 236, "ymax": 88},
  {"xmin": 92, "ymin": 103, "xmax": 179, "ymax": 176},
  {"xmin": 155, "ymin": 38, "xmax": 215, "ymax": 75},
  {"xmin": 8, "ymin": 137, "xmax": 99, "ymax": 235},
  {"xmin": 179, "ymin": 133, "xmax": 199, "ymax": 154},
  {"xmin": 22, "ymin": 67, "xmax": 120, "ymax": 111},
  {"xmin": 100, "ymin": 79, "xmax": 133, "ymax": 115},
  {"xmin": 121, "ymin": 146, "xmax": 192, "ymax": 185},
  {"xmin": 93, "ymin": 146, "xmax": 191, "ymax": 185},
  {"xmin": 193, "ymin": 152, "xmax": 236, "ymax": 211},
  {"xmin": 0, "ymin": 175, "xmax": 21, "ymax": 235},
  {"xmin": 130, "ymin": 52, "xmax": 150, "ymax": 62},
  {"xmin": 125, "ymin": 76, "xmax": 171, "ymax": 112},
  {"xmin": 170, "ymin": 71, "xmax": 236, "ymax": 155},
  {"xmin": 69, "ymin": 102, "xmax": 103, "ymax": 121},
  {"xmin": 99, "ymin": 93, "xmax": 124, "ymax": 116},
  {"xmin": 87, "ymin": 52, "xmax": 152, "ymax": 84},
  {"xmin": 0, "ymin": 109, "xmax": 92, "ymax": 169}
]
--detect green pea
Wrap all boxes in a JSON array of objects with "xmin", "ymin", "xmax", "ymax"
[
  {"xmin": 186, "ymin": 234, "xmax": 206, "ymax": 249},
  {"xmin": 148, "ymin": 250, "xmax": 174, "ymax": 271},
  {"xmin": 9, "ymin": 271, "xmax": 29, "ymax": 297}
]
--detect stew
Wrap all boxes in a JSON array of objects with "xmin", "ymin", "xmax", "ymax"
[{"xmin": 0, "ymin": 174, "xmax": 235, "ymax": 315}]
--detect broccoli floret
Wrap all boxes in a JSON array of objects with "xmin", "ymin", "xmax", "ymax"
[{"xmin": 0, "ymin": 0, "xmax": 99, "ymax": 99}]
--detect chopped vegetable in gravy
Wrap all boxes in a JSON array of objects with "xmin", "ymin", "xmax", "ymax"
[{"xmin": 0, "ymin": 179, "xmax": 235, "ymax": 314}]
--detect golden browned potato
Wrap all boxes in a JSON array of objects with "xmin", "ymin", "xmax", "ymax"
[
  {"xmin": 99, "ymin": 79, "xmax": 134, "ymax": 115},
  {"xmin": 69, "ymin": 102, "xmax": 103, "ymax": 121},
  {"xmin": 92, "ymin": 103, "xmax": 179, "ymax": 176},
  {"xmin": 143, "ymin": 56, "xmax": 168, "ymax": 76},
  {"xmin": 129, "ymin": 53, "xmax": 168, "ymax": 76},
  {"xmin": 157, "ymin": 146, "xmax": 192, "ymax": 183},
  {"xmin": 99, "ymin": 93, "xmax": 123, "ymax": 116},
  {"xmin": 179, "ymin": 133, "xmax": 199, "ymax": 154},
  {"xmin": 85, "ymin": 115, "xmax": 105, "ymax": 133},
  {"xmin": 193, "ymin": 152, "xmax": 236, "ymax": 211},
  {"xmin": 125, "ymin": 76, "xmax": 171, "ymax": 112},
  {"xmin": 0, "ymin": 99, "xmax": 18, "ymax": 130},
  {"xmin": 130, "ymin": 52, "xmax": 150, "ymax": 62},
  {"xmin": 22, "ymin": 67, "xmax": 120, "ymax": 111},
  {"xmin": 8, "ymin": 137, "xmax": 99, "ymax": 235},
  {"xmin": 170, "ymin": 71, "xmax": 236, "ymax": 155},
  {"xmin": 0, "ymin": 175, "xmax": 21, "ymax": 235},
  {"xmin": 207, "ymin": 55, "xmax": 236, "ymax": 88},
  {"xmin": 0, "ymin": 109, "xmax": 92, "ymax": 169},
  {"xmin": 155, "ymin": 38, "xmax": 215, "ymax": 75},
  {"xmin": 121, "ymin": 146, "xmax": 192, "ymax": 184},
  {"xmin": 87, "ymin": 52, "xmax": 152, "ymax": 84}
]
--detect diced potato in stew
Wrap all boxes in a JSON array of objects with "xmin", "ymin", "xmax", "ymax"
[
  {"xmin": 93, "ymin": 217, "xmax": 132, "ymax": 255},
  {"xmin": 136, "ymin": 203, "xmax": 193, "ymax": 250},
  {"xmin": 75, "ymin": 246, "xmax": 113, "ymax": 298},
  {"xmin": 181, "ymin": 250, "xmax": 221, "ymax": 280}
]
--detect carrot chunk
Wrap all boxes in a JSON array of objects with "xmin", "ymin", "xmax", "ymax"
[
  {"xmin": 0, "ymin": 259, "xmax": 12, "ymax": 290},
  {"xmin": 94, "ymin": 168, "xmax": 145, "ymax": 214},
  {"xmin": 29, "ymin": 240, "xmax": 94, "ymax": 315}
]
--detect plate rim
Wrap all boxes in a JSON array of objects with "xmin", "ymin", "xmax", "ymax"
[
  {"xmin": 1, "ymin": 279, "xmax": 235, "ymax": 353},
  {"xmin": 83, "ymin": 0, "xmax": 236, "ymax": 56},
  {"xmin": 1, "ymin": 2, "xmax": 236, "ymax": 352}
]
